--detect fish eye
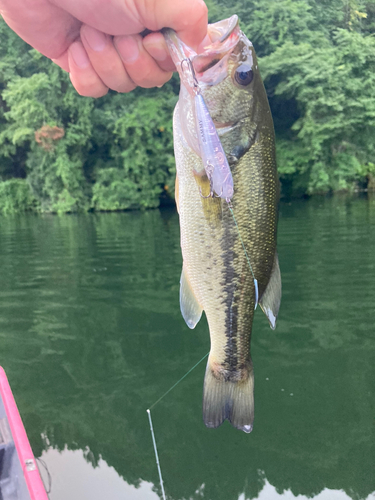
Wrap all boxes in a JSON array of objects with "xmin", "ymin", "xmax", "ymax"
[{"xmin": 234, "ymin": 64, "xmax": 254, "ymax": 86}]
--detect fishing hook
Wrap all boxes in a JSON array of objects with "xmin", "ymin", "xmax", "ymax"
[
  {"xmin": 198, "ymin": 161, "xmax": 215, "ymax": 198},
  {"xmin": 181, "ymin": 57, "xmax": 200, "ymax": 94},
  {"xmin": 205, "ymin": 161, "xmax": 214, "ymax": 179},
  {"xmin": 213, "ymin": 187, "xmax": 223, "ymax": 198},
  {"xmin": 198, "ymin": 186, "xmax": 224, "ymax": 199},
  {"xmin": 199, "ymin": 187, "xmax": 214, "ymax": 199}
]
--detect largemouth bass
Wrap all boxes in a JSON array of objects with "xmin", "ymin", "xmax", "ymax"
[{"xmin": 164, "ymin": 16, "xmax": 281, "ymax": 433}]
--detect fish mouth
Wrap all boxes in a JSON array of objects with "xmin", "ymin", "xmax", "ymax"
[
  {"xmin": 163, "ymin": 16, "xmax": 240, "ymax": 87},
  {"xmin": 210, "ymin": 15, "xmax": 239, "ymax": 43},
  {"xmin": 193, "ymin": 16, "xmax": 240, "ymax": 75}
]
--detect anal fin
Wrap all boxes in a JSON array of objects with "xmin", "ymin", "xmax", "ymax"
[
  {"xmin": 180, "ymin": 266, "xmax": 203, "ymax": 329},
  {"xmin": 259, "ymin": 252, "xmax": 281, "ymax": 330}
]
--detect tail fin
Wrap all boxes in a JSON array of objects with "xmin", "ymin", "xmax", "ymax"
[{"xmin": 202, "ymin": 361, "xmax": 254, "ymax": 433}]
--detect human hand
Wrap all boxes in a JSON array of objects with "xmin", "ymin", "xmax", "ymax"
[{"xmin": 0, "ymin": 0, "xmax": 208, "ymax": 97}]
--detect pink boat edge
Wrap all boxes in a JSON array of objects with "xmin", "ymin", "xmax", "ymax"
[{"xmin": 0, "ymin": 366, "xmax": 48, "ymax": 500}]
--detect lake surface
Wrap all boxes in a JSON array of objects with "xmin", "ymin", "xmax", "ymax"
[{"xmin": 0, "ymin": 196, "xmax": 374, "ymax": 500}]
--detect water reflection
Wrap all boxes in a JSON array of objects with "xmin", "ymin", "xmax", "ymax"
[
  {"xmin": 39, "ymin": 450, "xmax": 375, "ymax": 500},
  {"xmin": 242, "ymin": 484, "xmax": 375, "ymax": 500},
  {"xmin": 0, "ymin": 196, "xmax": 374, "ymax": 500},
  {"xmin": 40, "ymin": 448, "xmax": 159, "ymax": 500}
]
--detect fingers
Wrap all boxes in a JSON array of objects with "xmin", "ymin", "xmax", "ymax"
[
  {"xmin": 134, "ymin": 0, "xmax": 208, "ymax": 51},
  {"xmin": 68, "ymin": 40, "xmax": 108, "ymax": 97},
  {"xmin": 114, "ymin": 34, "xmax": 172, "ymax": 88},
  {"xmin": 81, "ymin": 25, "xmax": 135, "ymax": 93},
  {"xmin": 143, "ymin": 32, "xmax": 176, "ymax": 73},
  {"xmin": 1, "ymin": 0, "xmax": 207, "ymax": 100},
  {"xmin": 52, "ymin": 52, "xmax": 70, "ymax": 72},
  {"xmin": 68, "ymin": 26, "xmax": 173, "ymax": 97},
  {"xmin": 1, "ymin": 0, "xmax": 207, "ymax": 98}
]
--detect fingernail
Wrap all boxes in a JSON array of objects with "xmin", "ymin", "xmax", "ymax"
[
  {"xmin": 83, "ymin": 26, "xmax": 107, "ymax": 52},
  {"xmin": 70, "ymin": 42, "xmax": 90, "ymax": 69},
  {"xmin": 116, "ymin": 36, "xmax": 139, "ymax": 63}
]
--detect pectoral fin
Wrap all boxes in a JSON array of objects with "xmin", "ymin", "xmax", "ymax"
[
  {"xmin": 180, "ymin": 266, "xmax": 203, "ymax": 329},
  {"xmin": 260, "ymin": 252, "xmax": 281, "ymax": 330}
]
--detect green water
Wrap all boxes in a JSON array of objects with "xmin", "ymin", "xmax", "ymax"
[{"xmin": 0, "ymin": 196, "xmax": 374, "ymax": 500}]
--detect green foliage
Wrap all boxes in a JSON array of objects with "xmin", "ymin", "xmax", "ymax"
[
  {"xmin": 261, "ymin": 28, "xmax": 375, "ymax": 193},
  {"xmin": 0, "ymin": 32, "xmax": 95, "ymax": 212},
  {"xmin": 0, "ymin": 0, "xmax": 374, "ymax": 212},
  {"xmin": 92, "ymin": 91, "xmax": 176, "ymax": 210},
  {"xmin": 211, "ymin": 0, "xmax": 323, "ymax": 56},
  {"xmin": 0, "ymin": 178, "xmax": 35, "ymax": 214}
]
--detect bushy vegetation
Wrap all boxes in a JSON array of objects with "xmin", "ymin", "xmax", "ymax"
[
  {"xmin": 0, "ymin": 0, "xmax": 374, "ymax": 213},
  {"xmin": 234, "ymin": 0, "xmax": 375, "ymax": 195}
]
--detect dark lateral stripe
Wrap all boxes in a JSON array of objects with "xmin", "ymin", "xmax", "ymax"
[{"xmin": 221, "ymin": 208, "xmax": 239, "ymax": 370}]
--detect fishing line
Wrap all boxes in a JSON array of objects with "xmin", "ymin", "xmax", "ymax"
[
  {"xmin": 36, "ymin": 456, "xmax": 52, "ymax": 498},
  {"xmin": 147, "ymin": 409, "xmax": 166, "ymax": 500},
  {"xmin": 227, "ymin": 203, "xmax": 259, "ymax": 309},
  {"xmin": 146, "ymin": 351, "xmax": 209, "ymax": 500},
  {"xmin": 148, "ymin": 352, "xmax": 209, "ymax": 411}
]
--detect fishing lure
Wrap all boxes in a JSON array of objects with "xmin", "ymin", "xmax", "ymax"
[{"xmin": 181, "ymin": 59, "xmax": 234, "ymax": 202}]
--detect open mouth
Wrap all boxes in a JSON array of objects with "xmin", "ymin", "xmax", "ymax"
[
  {"xmin": 163, "ymin": 16, "xmax": 241, "ymax": 89},
  {"xmin": 207, "ymin": 15, "xmax": 239, "ymax": 44},
  {"xmin": 193, "ymin": 17, "xmax": 240, "ymax": 75}
]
